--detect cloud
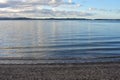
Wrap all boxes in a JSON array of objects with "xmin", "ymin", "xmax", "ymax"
[
  {"xmin": 88, "ymin": 7, "xmax": 112, "ymax": 12},
  {"xmin": 68, "ymin": 0, "xmax": 72, "ymax": 3},
  {"xmin": 22, "ymin": 8, "xmax": 93, "ymax": 18},
  {"xmin": 0, "ymin": 0, "xmax": 75, "ymax": 9},
  {"xmin": 0, "ymin": 0, "xmax": 93, "ymax": 18},
  {"xmin": 0, "ymin": 0, "xmax": 7, "ymax": 3},
  {"xmin": 88, "ymin": 8, "xmax": 97, "ymax": 11},
  {"xmin": 0, "ymin": 7, "xmax": 93, "ymax": 18}
]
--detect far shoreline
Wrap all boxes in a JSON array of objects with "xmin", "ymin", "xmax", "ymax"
[{"xmin": 0, "ymin": 17, "xmax": 120, "ymax": 21}]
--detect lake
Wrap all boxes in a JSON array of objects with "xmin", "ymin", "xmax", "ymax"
[{"xmin": 0, "ymin": 20, "xmax": 120, "ymax": 64}]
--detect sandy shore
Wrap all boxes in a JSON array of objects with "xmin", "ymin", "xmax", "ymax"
[{"xmin": 0, "ymin": 62, "xmax": 120, "ymax": 80}]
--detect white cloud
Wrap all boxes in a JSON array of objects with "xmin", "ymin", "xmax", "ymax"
[
  {"xmin": 76, "ymin": 4, "xmax": 82, "ymax": 7},
  {"xmin": 50, "ymin": 0, "xmax": 57, "ymax": 4},
  {"xmin": 88, "ymin": 8, "xmax": 97, "ymax": 11},
  {"xmin": 88, "ymin": 7, "xmax": 111, "ymax": 12},
  {"xmin": 68, "ymin": 0, "xmax": 72, "ymax": 3},
  {"xmin": 52, "ymin": 8, "xmax": 57, "ymax": 11},
  {"xmin": 0, "ymin": 0, "xmax": 7, "ymax": 3}
]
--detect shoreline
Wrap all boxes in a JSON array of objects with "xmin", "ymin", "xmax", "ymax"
[
  {"xmin": 0, "ymin": 61, "xmax": 120, "ymax": 65},
  {"xmin": 0, "ymin": 62, "xmax": 120, "ymax": 80}
]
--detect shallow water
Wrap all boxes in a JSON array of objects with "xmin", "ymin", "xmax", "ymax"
[{"xmin": 0, "ymin": 20, "xmax": 120, "ymax": 64}]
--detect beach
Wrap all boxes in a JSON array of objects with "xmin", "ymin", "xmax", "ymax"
[{"xmin": 0, "ymin": 62, "xmax": 120, "ymax": 80}]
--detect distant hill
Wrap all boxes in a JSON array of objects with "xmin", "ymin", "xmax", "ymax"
[
  {"xmin": 0, "ymin": 17, "xmax": 89, "ymax": 20},
  {"xmin": 0, "ymin": 17, "xmax": 32, "ymax": 20},
  {"xmin": 0, "ymin": 17, "xmax": 120, "ymax": 20}
]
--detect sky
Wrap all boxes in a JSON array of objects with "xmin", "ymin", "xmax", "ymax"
[{"xmin": 0, "ymin": 0, "xmax": 120, "ymax": 19}]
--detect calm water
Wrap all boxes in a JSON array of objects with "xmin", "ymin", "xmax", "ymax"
[{"xmin": 0, "ymin": 20, "xmax": 120, "ymax": 64}]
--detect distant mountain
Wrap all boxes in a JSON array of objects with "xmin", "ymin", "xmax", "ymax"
[{"xmin": 0, "ymin": 17, "xmax": 120, "ymax": 20}]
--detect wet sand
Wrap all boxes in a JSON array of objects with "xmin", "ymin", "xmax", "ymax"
[{"xmin": 0, "ymin": 62, "xmax": 120, "ymax": 80}]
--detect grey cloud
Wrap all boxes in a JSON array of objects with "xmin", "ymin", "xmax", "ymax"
[
  {"xmin": 0, "ymin": 0, "xmax": 26, "ymax": 8},
  {"xmin": 0, "ymin": 3, "xmax": 10, "ymax": 8},
  {"xmin": 35, "ymin": 9, "xmax": 93, "ymax": 17},
  {"xmin": 0, "ymin": 7, "xmax": 93, "ymax": 17},
  {"xmin": 0, "ymin": 0, "xmax": 75, "ymax": 8},
  {"xmin": 0, "ymin": 0, "xmax": 92, "ymax": 18}
]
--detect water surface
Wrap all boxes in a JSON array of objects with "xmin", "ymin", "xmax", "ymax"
[{"xmin": 0, "ymin": 20, "xmax": 120, "ymax": 64}]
